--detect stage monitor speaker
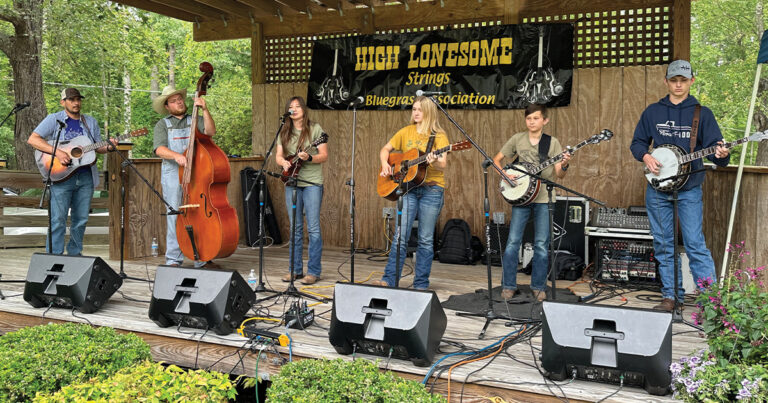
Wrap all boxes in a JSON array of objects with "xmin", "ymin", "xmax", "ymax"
[
  {"xmin": 541, "ymin": 301, "xmax": 672, "ymax": 396},
  {"xmin": 148, "ymin": 266, "xmax": 255, "ymax": 335},
  {"xmin": 23, "ymin": 253, "xmax": 123, "ymax": 314},
  {"xmin": 523, "ymin": 196, "xmax": 587, "ymax": 261},
  {"xmin": 328, "ymin": 283, "xmax": 447, "ymax": 367}
]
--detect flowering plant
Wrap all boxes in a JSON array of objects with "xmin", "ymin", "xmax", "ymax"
[
  {"xmin": 671, "ymin": 242, "xmax": 768, "ymax": 402},
  {"xmin": 691, "ymin": 241, "xmax": 767, "ymax": 366},
  {"xmin": 670, "ymin": 349, "xmax": 766, "ymax": 402}
]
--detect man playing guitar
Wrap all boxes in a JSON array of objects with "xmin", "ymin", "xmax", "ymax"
[
  {"xmin": 27, "ymin": 88, "xmax": 114, "ymax": 255},
  {"xmin": 492, "ymin": 104, "xmax": 571, "ymax": 302},
  {"xmin": 630, "ymin": 59, "xmax": 730, "ymax": 312}
]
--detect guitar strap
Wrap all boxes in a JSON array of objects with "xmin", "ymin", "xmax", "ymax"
[
  {"xmin": 78, "ymin": 115, "xmax": 97, "ymax": 143},
  {"xmin": 425, "ymin": 130, "xmax": 436, "ymax": 154},
  {"xmin": 690, "ymin": 105, "xmax": 701, "ymax": 152},
  {"xmin": 538, "ymin": 134, "xmax": 552, "ymax": 163}
]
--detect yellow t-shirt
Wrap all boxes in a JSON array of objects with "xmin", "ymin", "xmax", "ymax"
[{"xmin": 387, "ymin": 124, "xmax": 450, "ymax": 188}]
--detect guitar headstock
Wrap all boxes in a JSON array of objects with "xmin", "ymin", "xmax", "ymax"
[
  {"xmin": 315, "ymin": 133, "xmax": 329, "ymax": 146},
  {"xmin": 129, "ymin": 128, "xmax": 149, "ymax": 138},
  {"xmin": 588, "ymin": 129, "xmax": 614, "ymax": 144},
  {"xmin": 451, "ymin": 141, "xmax": 473, "ymax": 152},
  {"xmin": 748, "ymin": 130, "xmax": 768, "ymax": 142}
]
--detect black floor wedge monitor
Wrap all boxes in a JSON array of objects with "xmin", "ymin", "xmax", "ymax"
[
  {"xmin": 540, "ymin": 301, "xmax": 672, "ymax": 396},
  {"xmin": 328, "ymin": 283, "xmax": 447, "ymax": 367},
  {"xmin": 24, "ymin": 253, "xmax": 123, "ymax": 313},
  {"xmin": 148, "ymin": 266, "xmax": 255, "ymax": 335}
]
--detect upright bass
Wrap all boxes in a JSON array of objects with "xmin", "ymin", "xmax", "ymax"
[{"xmin": 176, "ymin": 62, "xmax": 239, "ymax": 262}]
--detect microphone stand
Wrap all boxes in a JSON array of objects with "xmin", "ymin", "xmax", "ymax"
[
  {"xmin": 346, "ymin": 104, "xmax": 359, "ymax": 283},
  {"xmin": 502, "ymin": 163, "xmax": 603, "ymax": 309},
  {"xmin": 255, "ymin": 170, "xmax": 328, "ymax": 303},
  {"xmin": 109, "ymin": 146, "xmax": 179, "ymax": 281},
  {"xmin": 40, "ymin": 120, "xmax": 66, "ymax": 255},
  {"xmin": 456, "ymin": 160, "xmax": 511, "ymax": 339},
  {"xmin": 244, "ymin": 114, "xmax": 287, "ymax": 295},
  {"xmin": 652, "ymin": 166, "xmax": 712, "ymax": 330},
  {"xmin": 0, "ymin": 104, "xmax": 24, "ymax": 129},
  {"xmin": 0, "ymin": 105, "xmax": 28, "ymax": 297}
]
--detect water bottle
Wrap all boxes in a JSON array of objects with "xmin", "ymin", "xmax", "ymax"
[
  {"xmin": 247, "ymin": 269, "xmax": 258, "ymax": 290},
  {"xmin": 151, "ymin": 237, "xmax": 158, "ymax": 257}
]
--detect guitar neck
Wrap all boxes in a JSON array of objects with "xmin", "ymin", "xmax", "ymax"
[
  {"xmin": 530, "ymin": 138, "xmax": 591, "ymax": 174},
  {"xmin": 679, "ymin": 137, "xmax": 747, "ymax": 164},
  {"xmin": 405, "ymin": 144, "xmax": 454, "ymax": 168},
  {"xmin": 80, "ymin": 132, "xmax": 134, "ymax": 153}
]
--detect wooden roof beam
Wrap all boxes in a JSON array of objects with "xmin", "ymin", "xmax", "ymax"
[
  {"xmin": 194, "ymin": 0, "xmax": 505, "ymax": 40},
  {"xmin": 114, "ymin": 0, "xmax": 204, "ymax": 21},
  {"xmin": 158, "ymin": 0, "xmax": 229, "ymax": 19},
  {"xmin": 194, "ymin": 0, "xmax": 258, "ymax": 17},
  {"xmin": 235, "ymin": 0, "xmax": 295, "ymax": 18}
]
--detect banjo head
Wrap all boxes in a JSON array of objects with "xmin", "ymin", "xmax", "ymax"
[
  {"xmin": 646, "ymin": 144, "xmax": 687, "ymax": 191},
  {"xmin": 499, "ymin": 162, "xmax": 536, "ymax": 205}
]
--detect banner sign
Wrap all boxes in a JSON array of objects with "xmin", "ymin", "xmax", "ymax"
[{"xmin": 307, "ymin": 23, "xmax": 573, "ymax": 110}]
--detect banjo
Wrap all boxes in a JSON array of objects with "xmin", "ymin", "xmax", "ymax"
[
  {"xmin": 500, "ymin": 129, "xmax": 613, "ymax": 206},
  {"xmin": 645, "ymin": 131, "xmax": 768, "ymax": 192}
]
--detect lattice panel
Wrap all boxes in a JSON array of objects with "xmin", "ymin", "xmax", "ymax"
[
  {"xmin": 264, "ymin": 7, "xmax": 672, "ymax": 83},
  {"xmin": 523, "ymin": 6, "xmax": 672, "ymax": 68}
]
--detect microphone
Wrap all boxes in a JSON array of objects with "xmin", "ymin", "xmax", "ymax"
[
  {"xmin": 282, "ymin": 110, "xmax": 294, "ymax": 118},
  {"xmin": 349, "ymin": 96, "xmax": 364, "ymax": 108},
  {"xmin": 15, "ymin": 101, "xmax": 30, "ymax": 111},
  {"xmin": 415, "ymin": 90, "xmax": 446, "ymax": 97}
]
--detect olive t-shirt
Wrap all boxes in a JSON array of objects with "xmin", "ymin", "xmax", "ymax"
[{"xmin": 499, "ymin": 131, "xmax": 563, "ymax": 204}]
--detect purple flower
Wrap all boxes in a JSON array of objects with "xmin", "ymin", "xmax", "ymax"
[
  {"xmin": 670, "ymin": 362, "xmax": 683, "ymax": 377},
  {"xmin": 736, "ymin": 387, "xmax": 752, "ymax": 399}
]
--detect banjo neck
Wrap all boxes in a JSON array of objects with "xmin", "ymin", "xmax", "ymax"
[
  {"xmin": 527, "ymin": 137, "xmax": 592, "ymax": 174},
  {"xmin": 677, "ymin": 137, "xmax": 747, "ymax": 165}
]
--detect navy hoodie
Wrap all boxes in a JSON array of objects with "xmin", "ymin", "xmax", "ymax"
[{"xmin": 630, "ymin": 94, "xmax": 729, "ymax": 191}]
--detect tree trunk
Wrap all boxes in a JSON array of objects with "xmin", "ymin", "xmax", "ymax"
[
  {"xmin": 168, "ymin": 44, "xmax": 176, "ymax": 88},
  {"xmin": 150, "ymin": 64, "xmax": 159, "ymax": 100},
  {"xmin": 0, "ymin": 0, "xmax": 46, "ymax": 171},
  {"xmin": 123, "ymin": 68, "xmax": 131, "ymax": 136}
]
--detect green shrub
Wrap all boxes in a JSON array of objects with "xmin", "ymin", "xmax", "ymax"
[
  {"xmin": 0, "ymin": 323, "xmax": 151, "ymax": 402},
  {"xmin": 34, "ymin": 360, "xmax": 236, "ymax": 402},
  {"xmin": 267, "ymin": 358, "xmax": 446, "ymax": 402},
  {"xmin": 671, "ymin": 349, "xmax": 767, "ymax": 402}
]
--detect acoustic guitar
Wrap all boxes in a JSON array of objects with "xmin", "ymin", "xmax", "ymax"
[
  {"xmin": 281, "ymin": 133, "xmax": 329, "ymax": 183},
  {"xmin": 35, "ymin": 128, "xmax": 148, "ymax": 182},
  {"xmin": 377, "ymin": 140, "xmax": 472, "ymax": 201}
]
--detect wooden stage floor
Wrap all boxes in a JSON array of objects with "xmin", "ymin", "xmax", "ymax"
[{"xmin": 0, "ymin": 245, "xmax": 704, "ymax": 402}]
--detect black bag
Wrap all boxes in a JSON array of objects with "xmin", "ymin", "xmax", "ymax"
[
  {"xmin": 437, "ymin": 219, "xmax": 480, "ymax": 265},
  {"xmin": 240, "ymin": 167, "xmax": 282, "ymax": 246},
  {"xmin": 522, "ymin": 250, "xmax": 585, "ymax": 281}
]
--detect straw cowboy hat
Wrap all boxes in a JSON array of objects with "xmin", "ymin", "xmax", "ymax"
[{"xmin": 153, "ymin": 85, "xmax": 187, "ymax": 115}]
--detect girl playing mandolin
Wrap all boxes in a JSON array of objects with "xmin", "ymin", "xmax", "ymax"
[
  {"xmin": 275, "ymin": 96, "xmax": 328, "ymax": 285},
  {"xmin": 492, "ymin": 104, "xmax": 571, "ymax": 302},
  {"xmin": 373, "ymin": 96, "xmax": 448, "ymax": 290}
]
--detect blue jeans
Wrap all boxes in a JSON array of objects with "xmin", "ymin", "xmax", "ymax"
[
  {"xmin": 646, "ymin": 184, "xmax": 716, "ymax": 300},
  {"xmin": 47, "ymin": 168, "xmax": 93, "ymax": 255},
  {"xmin": 502, "ymin": 203, "xmax": 550, "ymax": 291},
  {"xmin": 382, "ymin": 185, "xmax": 444, "ymax": 289},
  {"xmin": 285, "ymin": 185, "xmax": 323, "ymax": 276}
]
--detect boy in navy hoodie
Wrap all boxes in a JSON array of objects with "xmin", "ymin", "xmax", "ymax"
[{"xmin": 630, "ymin": 60, "xmax": 730, "ymax": 312}]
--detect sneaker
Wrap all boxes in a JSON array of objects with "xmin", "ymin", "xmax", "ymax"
[
  {"xmin": 300, "ymin": 274, "xmax": 320, "ymax": 285},
  {"xmin": 370, "ymin": 280, "xmax": 389, "ymax": 287},
  {"xmin": 501, "ymin": 289, "xmax": 519, "ymax": 300},
  {"xmin": 282, "ymin": 273, "xmax": 304, "ymax": 282},
  {"xmin": 534, "ymin": 290, "xmax": 547, "ymax": 302}
]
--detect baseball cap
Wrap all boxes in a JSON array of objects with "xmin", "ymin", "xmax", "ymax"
[
  {"xmin": 666, "ymin": 60, "xmax": 693, "ymax": 79},
  {"xmin": 61, "ymin": 88, "xmax": 85, "ymax": 100}
]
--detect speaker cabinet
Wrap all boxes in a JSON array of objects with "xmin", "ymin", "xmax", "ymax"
[
  {"xmin": 148, "ymin": 266, "xmax": 255, "ymax": 335},
  {"xmin": 541, "ymin": 301, "xmax": 672, "ymax": 396},
  {"xmin": 523, "ymin": 196, "xmax": 587, "ymax": 261},
  {"xmin": 240, "ymin": 167, "xmax": 282, "ymax": 246},
  {"xmin": 328, "ymin": 283, "xmax": 447, "ymax": 367},
  {"xmin": 23, "ymin": 253, "xmax": 123, "ymax": 314}
]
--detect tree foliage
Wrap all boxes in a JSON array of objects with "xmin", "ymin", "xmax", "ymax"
[{"xmin": 0, "ymin": 0, "xmax": 252, "ymax": 167}]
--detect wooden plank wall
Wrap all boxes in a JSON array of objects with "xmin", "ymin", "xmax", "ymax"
[
  {"xmin": 104, "ymin": 155, "xmax": 264, "ymax": 260},
  {"xmin": 251, "ymin": 66, "xmax": 768, "ymax": 271}
]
